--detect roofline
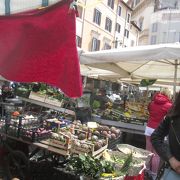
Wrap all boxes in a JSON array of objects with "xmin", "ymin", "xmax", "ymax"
[{"xmin": 120, "ymin": 0, "xmax": 133, "ymax": 11}]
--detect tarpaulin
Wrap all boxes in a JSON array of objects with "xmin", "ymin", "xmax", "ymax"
[{"xmin": 0, "ymin": 0, "xmax": 82, "ymax": 98}]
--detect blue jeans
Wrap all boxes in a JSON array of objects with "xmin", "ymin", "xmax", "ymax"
[{"xmin": 161, "ymin": 168, "xmax": 180, "ymax": 180}]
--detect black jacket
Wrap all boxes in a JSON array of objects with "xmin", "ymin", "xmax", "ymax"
[{"xmin": 151, "ymin": 116, "xmax": 180, "ymax": 162}]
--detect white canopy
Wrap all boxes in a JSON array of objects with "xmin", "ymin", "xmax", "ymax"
[{"xmin": 80, "ymin": 43, "xmax": 180, "ymax": 94}]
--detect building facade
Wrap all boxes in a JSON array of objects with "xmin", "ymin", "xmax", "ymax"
[
  {"xmin": 127, "ymin": 0, "xmax": 180, "ymax": 45},
  {"xmin": 76, "ymin": 0, "xmax": 140, "ymax": 51},
  {"xmin": 150, "ymin": 9, "xmax": 180, "ymax": 44}
]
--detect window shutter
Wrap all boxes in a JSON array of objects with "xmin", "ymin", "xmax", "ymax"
[
  {"xmin": 97, "ymin": 40, "xmax": 100, "ymax": 50},
  {"xmin": 93, "ymin": 9, "xmax": 96, "ymax": 23},
  {"xmin": 91, "ymin": 38, "xmax": 95, "ymax": 51}
]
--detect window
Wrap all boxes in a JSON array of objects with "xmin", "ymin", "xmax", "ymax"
[
  {"xmin": 93, "ymin": 9, "xmax": 101, "ymax": 25},
  {"xmin": 104, "ymin": 43, "xmax": 111, "ymax": 50},
  {"xmin": 114, "ymin": 38, "xmax": 118, "ymax": 48},
  {"xmin": 179, "ymin": 32, "xmax": 180, "ymax": 42},
  {"xmin": 131, "ymin": 40, "xmax": 135, "ymax": 46},
  {"xmin": 117, "ymin": 6, "xmax": 121, "ymax": 16},
  {"xmin": 151, "ymin": 35, "xmax": 156, "ymax": 44},
  {"xmin": 127, "ymin": 13, "xmax": 131, "ymax": 23},
  {"xmin": 139, "ymin": 17, "xmax": 144, "ymax": 30},
  {"xmin": 139, "ymin": 21, "xmax": 143, "ymax": 30},
  {"xmin": 163, "ymin": 32, "xmax": 167, "ymax": 43},
  {"xmin": 105, "ymin": 17, "xmax": 112, "ymax": 32},
  {"xmin": 107, "ymin": 0, "xmax": 114, "ymax": 9},
  {"xmin": 77, "ymin": 5, "xmax": 83, "ymax": 19},
  {"xmin": 76, "ymin": 36, "xmax": 82, "ymax": 47},
  {"xmin": 115, "ymin": 23, "xmax": 121, "ymax": 33},
  {"xmin": 124, "ymin": 29, "xmax": 129, "ymax": 38},
  {"xmin": 152, "ymin": 23, "xmax": 158, "ymax": 32},
  {"xmin": 91, "ymin": 38, "xmax": 100, "ymax": 51}
]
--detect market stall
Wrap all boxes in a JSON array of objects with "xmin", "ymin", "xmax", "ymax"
[
  {"xmin": 78, "ymin": 43, "xmax": 180, "ymax": 141},
  {"xmin": 80, "ymin": 43, "xmax": 180, "ymax": 96},
  {"xmin": 0, "ymin": 0, "xmax": 84, "ymax": 179},
  {"xmin": 0, "ymin": 84, "xmax": 153, "ymax": 179}
]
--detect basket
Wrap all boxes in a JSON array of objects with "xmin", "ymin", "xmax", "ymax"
[
  {"xmin": 117, "ymin": 144, "xmax": 153, "ymax": 165},
  {"xmin": 105, "ymin": 150, "xmax": 145, "ymax": 178}
]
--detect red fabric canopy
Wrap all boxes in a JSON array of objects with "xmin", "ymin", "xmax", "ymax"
[{"xmin": 0, "ymin": 0, "xmax": 82, "ymax": 98}]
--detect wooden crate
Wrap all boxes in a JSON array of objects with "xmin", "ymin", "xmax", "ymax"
[
  {"xmin": 44, "ymin": 98, "xmax": 63, "ymax": 107},
  {"xmin": 29, "ymin": 91, "xmax": 46, "ymax": 102},
  {"xmin": 41, "ymin": 132, "xmax": 71, "ymax": 151},
  {"xmin": 71, "ymin": 138, "xmax": 108, "ymax": 157}
]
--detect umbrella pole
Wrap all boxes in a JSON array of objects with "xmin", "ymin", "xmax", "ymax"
[{"xmin": 173, "ymin": 59, "xmax": 178, "ymax": 99}]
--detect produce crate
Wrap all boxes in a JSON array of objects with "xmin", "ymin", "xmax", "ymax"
[
  {"xmin": 108, "ymin": 135, "xmax": 122, "ymax": 149},
  {"xmin": 46, "ymin": 118, "xmax": 72, "ymax": 130},
  {"xmin": 41, "ymin": 132, "xmax": 71, "ymax": 152},
  {"xmin": 16, "ymin": 88, "xmax": 31, "ymax": 98},
  {"xmin": 119, "ymin": 114, "xmax": 146, "ymax": 126},
  {"xmin": 11, "ymin": 117, "xmax": 41, "ymax": 128},
  {"xmin": 95, "ymin": 125, "xmax": 121, "ymax": 143},
  {"xmin": 44, "ymin": 97, "xmax": 63, "ymax": 107},
  {"xmin": 29, "ymin": 91, "xmax": 46, "ymax": 102},
  {"xmin": 99, "ymin": 176, "xmax": 124, "ymax": 180},
  {"xmin": 71, "ymin": 138, "xmax": 108, "ymax": 157},
  {"xmin": 20, "ymin": 128, "xmax": 51, "ymax": 142},
  {"xmin": 73, "ymin": 128, "xmax": 89, "ymax": 139}
]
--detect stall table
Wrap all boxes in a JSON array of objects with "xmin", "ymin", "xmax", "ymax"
[{"xmin": 93, "ymin": 115, "xmax": 146, "ymax": 135}]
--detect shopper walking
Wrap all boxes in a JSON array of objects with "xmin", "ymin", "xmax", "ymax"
[
  {"xmin": 145, "ymin": 88, "xmax": 172, "ymax": 178},
  {"xmin": 151, "ymin": 92, "xmax": 180, "ymax": 179}
]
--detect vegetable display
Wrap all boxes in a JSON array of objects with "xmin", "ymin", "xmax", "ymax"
[{"xmin": 67, "ymin": 154, "xmax": 115, "ymax": 179}]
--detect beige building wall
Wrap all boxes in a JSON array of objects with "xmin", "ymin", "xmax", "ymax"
[
  {"xmin": 127, "ymin": 0, "xmax": 154, "ymax": 45},
  {"xmin": 115, "ymin": 1, "xmax": 133, "ymax": 48},
  {"xmin": 81, "ymin": 0, "xmax": 116, "ymax": 51},
  {"xmin": 76, "ymin": 0, "xmax": 140, "ymax": 51},
  {"xmin": 129, "ymin": 23, "xmax": 140, "ymax": 46}
]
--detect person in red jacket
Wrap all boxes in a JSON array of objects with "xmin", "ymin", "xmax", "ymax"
[{"xmin": 145, "ymin": 88, "xmax": 172, "ymax": 178}]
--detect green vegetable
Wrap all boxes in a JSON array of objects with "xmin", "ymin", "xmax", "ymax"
[
  {"xmin": 140, "ymin": 79, "xmax": 156, "ymax": 87},
  {"xmin": 120, "ymin": 153, "xmax": 133, "ymax": 173},
  {"xmin": 67, "ymin": 154, "xmax": 115, "ymax": 179},
  {"xmin": 92, "ymin": 100, "xmax": 101, "ymax": 109}
]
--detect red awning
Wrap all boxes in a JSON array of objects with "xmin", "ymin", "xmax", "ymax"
[{"xmin": 0, "ymin": 0, "xmax": 82, "ymax": 98}]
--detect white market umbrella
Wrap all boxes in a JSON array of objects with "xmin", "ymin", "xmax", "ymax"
[{"xmin": 80, "ymin": 43, "xmax": 180, "ymax": 96}]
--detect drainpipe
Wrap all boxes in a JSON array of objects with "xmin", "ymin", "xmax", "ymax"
[
  {"xmin": 122, "ymin": 7, "xmax": 128, "ymax": 47},
  {"xmin": 136, "ymin": 29, "xmax": 139, "ymax": 46},
  {"xmin": 81, "ymin": 0, "xmax": 87, "ymax": 49},
  {"xmin": 113, "ymin": 0, "xmax": 119, "ymax": 48}
]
